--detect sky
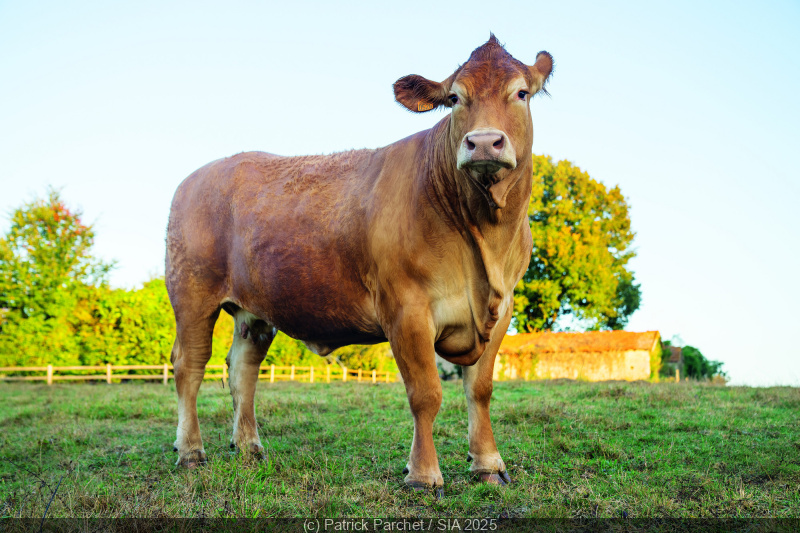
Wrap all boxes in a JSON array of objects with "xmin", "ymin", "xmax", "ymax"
[{"xmin": 1, "ymin": 0, "xmax": 798, "ymax": 386}]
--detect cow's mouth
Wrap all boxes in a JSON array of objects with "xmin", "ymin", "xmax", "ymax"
[
  {"xmin": 464, "ymin": 160, "xmax": 509, "ymax": 177},
  {"xmin": 463, "ymin": 161, "xmax": 516, "ymax": 209}
]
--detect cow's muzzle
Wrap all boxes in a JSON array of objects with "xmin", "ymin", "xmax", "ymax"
[
  {"xmin": 456, "ymin": 129, "xmax": 517, "ymax": 175},
  {"xmin": 457, "ymin": 129, "xmax": 518, "ymax": 209}
]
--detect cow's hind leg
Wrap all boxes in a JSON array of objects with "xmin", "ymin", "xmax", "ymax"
[
  {"xmin": 226, "ymin": 310, "xmax": 274, "ymax": 458},
  {"xmin": 172, "ymin": 309, "xmax": 219, "ymax": 468},
  {"xmin": 462, "ymin": 308, "xmax": 513, "ymax": 485}
]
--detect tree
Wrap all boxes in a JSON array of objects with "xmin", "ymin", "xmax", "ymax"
[
  {"xmin": 0, "ymin": 189, "xmax": 112, "ymax": 365},
  {"xmin": 604, "ymin": 271, "xmax": 642, "ymax": 331},
  {"xmin": 682, "ymin": 344, "xmax": 725, "ymax": 380},
  {"xmin": 513, "ymin": 155, "xmax": 640, "ymax": 332},
  {"xmin": 72, "ymin": 278, "xmax": 176, "ymax": 366},
  {"xmin": 659, "ymin": 340, "xmax": 726, "ymax": 380}
]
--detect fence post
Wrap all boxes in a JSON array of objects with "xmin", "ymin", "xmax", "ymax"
[
  {"xmin": 106, "ymin": 364, "xmax": 112, "ymax": 384},
  {"xmin": 327, "ymin": 365, "xmax": 331, "ymax": 383},
  {"xmin": 676, "ymin": 368, "xmax": 680, "ymax": 382},
  {"xmin": 343, "ymin": 367, "xmax": 347, "ymax": 382},
  {"xmin": 358, "ymin": 369, "xmax": 362, "ymax": 382},
  {"xmin": 385, "ymin": 371, "xmax": 390, "ymax": 383},
  {"xmin": 163, "ymin": 363, "xmax": 168, "ymax": 386},
  {"xmin": 372, "ymin": 369, "xmax": 376, "ymax": 383},
  {"xmin": 291, "ymin": 365, "xmax": 295, "ymax": 381},
  {"xmin": 46, "ymin": 365, "xmax": 53, "ymax": 385},
  {"xmin": 310, "ymin": 366, "xmax": 314, "ymax": 383},
  {"xmin": 270, "ymin": 364, "xmax": 275, "ymax": 383}
]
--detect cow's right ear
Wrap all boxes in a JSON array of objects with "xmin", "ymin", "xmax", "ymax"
[{"xmin": 393, "ymin": 75, "xmax": 449, "ymax": 113}]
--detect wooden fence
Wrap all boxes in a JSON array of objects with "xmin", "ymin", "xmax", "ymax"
[{"xmin": 0, "ymin": 364, "xmax": 397, "ymax": 385}]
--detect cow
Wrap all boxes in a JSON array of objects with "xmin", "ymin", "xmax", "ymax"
[{"xmin": 165, "ymin": 35, "xmax": 553, "ymax": 491}]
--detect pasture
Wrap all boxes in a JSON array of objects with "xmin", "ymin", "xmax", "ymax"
[{"xmin": 1, "ymin": 380, "xmax": 798, "ymax": 518}]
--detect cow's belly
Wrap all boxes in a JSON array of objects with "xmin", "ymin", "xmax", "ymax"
[
  {"xmin": 230, "ymin": 247, "xmax": 384, "ymax": 351},
  {"xmin": 234, "ymin": 292, "xmax": 385, "ymax": 356}
]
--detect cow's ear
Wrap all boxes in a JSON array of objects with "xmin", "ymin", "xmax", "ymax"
[
  {"xmin": 393, "ymin": 75, "xmax": 449, "ymax": 113},
  {"xmin": 529, "ymin": 51, "xmax": 554, "ymax": 94}
]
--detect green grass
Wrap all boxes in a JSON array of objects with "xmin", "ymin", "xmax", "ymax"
[{"xmin": 0, "ymin": 380, "xmax": 798, "ymax": 518}]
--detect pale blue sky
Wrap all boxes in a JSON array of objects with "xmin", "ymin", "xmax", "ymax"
[{"xmin": 1, "ymin": 1, "xmax": 798, "ymax": 385}]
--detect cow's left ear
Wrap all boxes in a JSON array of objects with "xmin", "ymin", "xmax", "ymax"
[
  {"xmin": 529, "ymin": 51, "xmax": 554, "ymax": 94},
  {"xmin": 393, "ymin": 74, "xmax": 450, "ymax": 113}
]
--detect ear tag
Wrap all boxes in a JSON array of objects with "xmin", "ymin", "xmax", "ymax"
[{"xmin": 417, "ymin": 102, "xmax": 434, "ymax": 111}]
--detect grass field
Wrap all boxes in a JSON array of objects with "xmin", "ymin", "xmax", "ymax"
[{"xmin": 0, "ymin": 379, "xmax": 798, "ymax": 518}]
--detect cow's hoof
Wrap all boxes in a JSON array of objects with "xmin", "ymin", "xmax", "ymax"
[
  {"xmin": 476, "ymin": 471, "xmax": 511, "ymax": 485},
  {"xmin": 177, "ymin": 450, "xmax": 207, "ymax": 469},
  {"xmin": 245, "ymin": 442, "xmax": 265, "ymax": 457},
  {"xmin": 232, "ymin": 442, "xmax": 266, "ymax": 462},
  {"xmin": 404, "ymin": 467, "xmax": 444, "ymax": 495},
  {"xmin": 406, "ymin": 480, "xmax": 444, "ymax": 498},
  {"xmin": 245, "ymin": 445, "xmax": 267, "ymax": 462},
  {"xmin": 467, "ymin": 451, "xmax": 508, "ymax": 484},
  {"xmin": 406, "ymin": 480, "xmax": 429, "ymax": 492}
]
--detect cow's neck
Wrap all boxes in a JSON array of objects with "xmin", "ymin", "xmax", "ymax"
[{"xmin": 421, "ymin": 118, "xmax": 532, "ymax": 301}]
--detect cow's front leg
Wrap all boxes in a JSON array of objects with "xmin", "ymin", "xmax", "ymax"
[
  {"xmin": 462, "ymin": 308, "xmax": 512, "ymax": 485},
  {"xmin": 389, "ymin": 309, "xmax": 444, "ymax": 491}
]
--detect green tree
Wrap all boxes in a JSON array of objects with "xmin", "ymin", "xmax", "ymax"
[
  {"xmin": 604, "ymin": 272, "xmax": 642, "ymax": 330},
  {"xmin": 513, "ymin": 155, "xmax": 640, "ymax": 332},
  {"xmin": 660, "ymin": 340, "xmax": 726, "ymax": 381},
  {"xmin": 0, "ymin": 189, "xmax": 112, "ymax": 365},
  {"xmin": 682, "ymin": 345, "xmax": 725, "ymax": 380},
  {"xmin": 72, "ymin": 279, "xmax": 176, "ymax": 366}
]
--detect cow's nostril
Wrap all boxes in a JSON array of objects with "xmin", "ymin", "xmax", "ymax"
[
  {"xmin": 492, "ymin": 137, "xmax": 504, "ymax": 149},
  {"xmin": 466, "ymin": 139, "xmax": 476, "ymax": 150}
]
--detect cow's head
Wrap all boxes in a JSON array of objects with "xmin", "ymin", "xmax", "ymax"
[{"xmin": 394, "ymin": 35, "xmax": 552, "ymax": 209}]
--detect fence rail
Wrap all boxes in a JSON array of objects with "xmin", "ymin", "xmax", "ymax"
[{"xmin": 0, "ymin": 364, "xmax": 397, "ymax": 385}]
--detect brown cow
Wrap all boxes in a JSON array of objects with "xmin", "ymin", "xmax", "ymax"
[{"xmin": 166, "ymin": 35, "xmax": 552, "ymax": 491}]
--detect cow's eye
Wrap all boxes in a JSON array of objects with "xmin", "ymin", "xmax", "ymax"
[
  {"xmin": 448, "ymin": 94, "xmax": 459, "ymax": 105},
  {"xmin": 517, "ymin": 90, "xmax": 529, "ymax": 100}
]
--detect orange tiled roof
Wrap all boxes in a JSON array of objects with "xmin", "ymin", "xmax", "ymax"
[{"xmin": 499, "ymin": 330, "xmax": 661, "ymax": 354}]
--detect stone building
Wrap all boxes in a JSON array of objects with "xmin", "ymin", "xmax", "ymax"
[{"xmin": 494, "ymin": 330, "xmax": 661, "ymax": 382}]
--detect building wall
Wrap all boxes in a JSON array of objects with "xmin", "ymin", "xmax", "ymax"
[{"xmin": 494, "ymin": 349, "xmax": 651, "ymax": 382}]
